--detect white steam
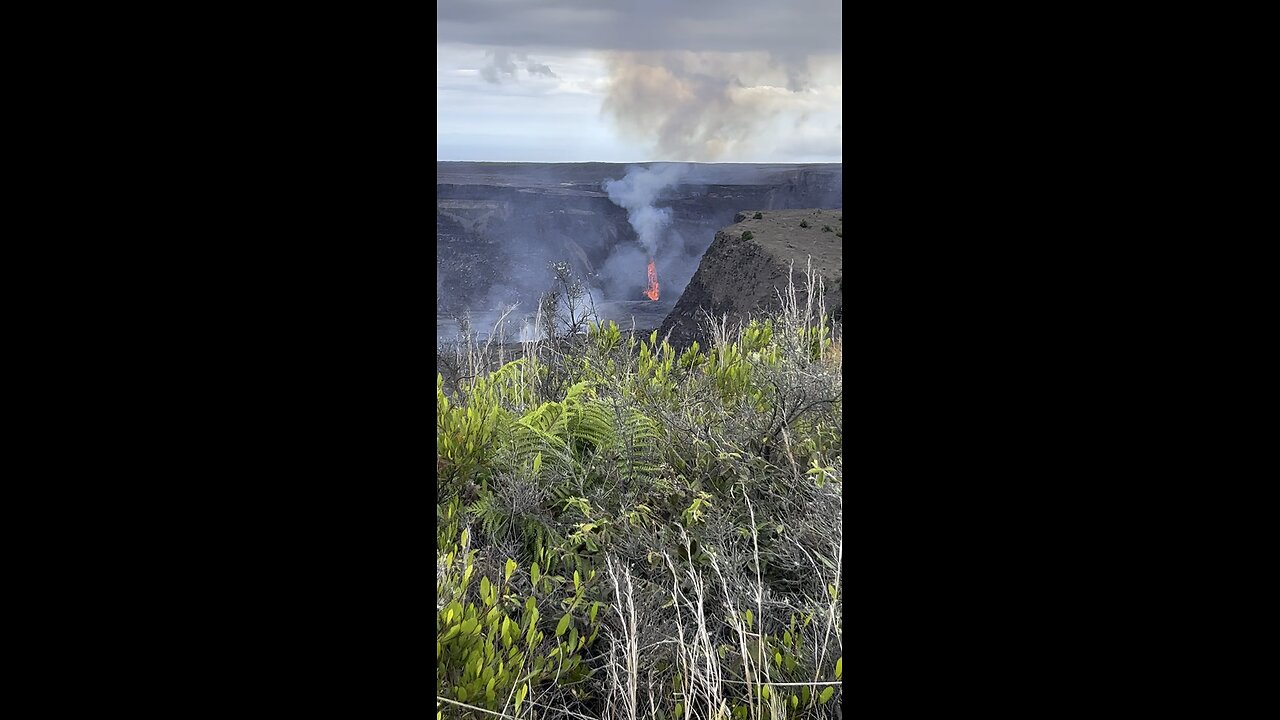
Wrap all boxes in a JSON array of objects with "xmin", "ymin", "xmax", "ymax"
[{"xmin": 603, "ymin": 163, "xmax": 689, "ymax": 256}]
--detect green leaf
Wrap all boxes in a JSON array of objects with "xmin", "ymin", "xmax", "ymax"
[
  {"xmin": 743, "ymin": 609, "xmax": 753, "ymax": 629},
  {"xmin": 556, "ymin": 612, "xmax": 572, "ymax": 637},
  {"xmin": 835, "ymin": 656, "xmax": 842, "ymax": 680},
  {"xmin": 515, "ymin": 683, "xmax": 528, "ymax": 714},
  {"xmin": 820, "ymin": 687, "xmax": 834, "ymax": 704},
  {"xmin": 505, "ymin": 558, "xmax": 517, "ymax": 583},
  {"xmin": 532, "ymin": 452, "xmax": 542, "ymax": 475},
  {"xmin": 573, "ymin": 570, "xmax": 581, "ymax": 592},
  {"xmin": 531, "ymin": 562, "xmax": 540, "ymax": 586},
  {"xmin": 480, "ymin": 576, "xmax": 492, "ymax": 602}
]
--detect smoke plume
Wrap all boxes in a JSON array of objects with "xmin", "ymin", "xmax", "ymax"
[
  {"xmin": 602, "ymin": 163, "xmax": 688, "ymax": 256},
  {"xmin": 602, "ymin": 52, "xmax": 813, "ymax": 161}
]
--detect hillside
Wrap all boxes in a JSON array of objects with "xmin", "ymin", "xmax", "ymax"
[{"xmin": 660, "ymin": 209, "xmax": 843, "ymax": 343}]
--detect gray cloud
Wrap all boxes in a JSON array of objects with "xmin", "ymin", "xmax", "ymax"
[
  {"xmin": 480, "ymin": 49, "xmax": 519, "ymax": 83},
  {"xmin": 440, "ymin": 0, "xmax": 840, "ymax": 161},
  {"xmin": 526, "ymin": 61, "xmax": 557, "ymax": 78},
  {"xmin": 437, "ymin": 0, "xmax": 840, "ymax": 54},
  {"xmin": 479, "ymin": 48, "xmax": 558, "ymax": 83}
]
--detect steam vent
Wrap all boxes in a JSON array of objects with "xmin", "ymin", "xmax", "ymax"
[{"xmin": 659, "ymin": 209, "xmax": 843, "ymax": 344}]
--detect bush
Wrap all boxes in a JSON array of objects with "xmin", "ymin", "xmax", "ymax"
[
  {"xmin": 437, "ymin": 518, "xmax": 603, "ymax": 714},
  {"xmin": 799, "ymin": 219, "xmax": 809, "ymax": 228},
  {"xmin": 753, "ymin": 212, "xmax": 763, "ymax": 219},
  {"xmin": 742, "ymin": 230, "xmax": 754, "ymax": 241},
  {"xmin": 437, "ymin": 261, "xmax": 843, "ymax": 718},
  {"xmin": 822, "ymin": 225, "xmax": 833, "ymax": 233}
]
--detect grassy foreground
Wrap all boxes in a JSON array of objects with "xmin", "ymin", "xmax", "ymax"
[{"xmin": 437, "ymin": 266, "xmax": 843, "ymax": 719}]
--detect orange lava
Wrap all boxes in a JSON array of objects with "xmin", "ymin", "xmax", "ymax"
[{"xmin": 644, "ymin": 260, "xmax": 660, "ymax": 301}]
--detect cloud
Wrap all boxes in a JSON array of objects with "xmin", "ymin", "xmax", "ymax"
[
  {"xmin": 478, "ymin": 48, "xmax": 558, "ymax": 83},
  {"xmin": 436, "ymin": 1, "xmax": 841, "ymax": 162},
  {"xmin": 479, "ymin": 49, "xmax": 519, "ymax": 83},
  {"xmin": 437, "ymin": 0, "xmax": 841, "ymax": 54},
  {"xmin": 526, "ymin": 61, "xmax": 557, "ymax": 78}
]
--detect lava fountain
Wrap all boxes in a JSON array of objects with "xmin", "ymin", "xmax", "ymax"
[{"xmin": 644, "ymin": 259, "xmax": 660, "ymax": 301}]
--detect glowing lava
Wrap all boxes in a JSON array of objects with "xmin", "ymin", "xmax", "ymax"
[{"xmin": 644, "ymin": 259, "xmax": 660, "ymax": 301}]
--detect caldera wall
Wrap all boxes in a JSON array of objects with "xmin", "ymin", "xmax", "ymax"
[{"xmin": 659, "ymin": 209, "xmax": 843, "ymax": 343}]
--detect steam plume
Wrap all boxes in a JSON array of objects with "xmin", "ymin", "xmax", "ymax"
[{"xmin": 602, "ymin": 163, "xmax": 688, "ymax": 256}]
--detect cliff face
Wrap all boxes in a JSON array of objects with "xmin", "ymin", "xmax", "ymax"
[
  {"xmin": 436, "ymin": 163, "xmax": 842, "ymax": 315},
  {"xmin": 659, "ymin": 209, "xmax": 843, "ymax": 343}
]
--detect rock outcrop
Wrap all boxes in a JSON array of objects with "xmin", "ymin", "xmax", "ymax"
[{"xmin": 659, "ymin": 209, "xmax": 843, "ymax": 343}]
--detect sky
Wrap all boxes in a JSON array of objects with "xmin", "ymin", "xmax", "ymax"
[{"xmin": 437, "ymin": 0, "xmax": 842, "ymax": 163}]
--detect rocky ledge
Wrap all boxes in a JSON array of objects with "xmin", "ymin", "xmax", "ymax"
[{"xmin": 659, "ymin": 209, "xmax": 843, "ymax": 344}]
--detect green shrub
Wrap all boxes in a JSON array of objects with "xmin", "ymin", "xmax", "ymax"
[
  {"xmin": 742, "ymin": 231, "xmax": 754, "ymax": 240},
  {"xmin": 753, "ymin": 212, "xmax": 763, "ymax": 219},
  {"xmin": 437, "ymin": 528, "xmax": 603, "ymax": 714},
  {"xmin": 437, "ymin": 264, "xmax": 843, "ymax": 718}
]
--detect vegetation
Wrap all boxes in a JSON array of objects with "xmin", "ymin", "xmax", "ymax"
[
  {"xmin": 821, "ymin": 226, "xmax": 833, "ymax": 233},
  {"xmin": 798, "ymin": 220, "xmax": 809, "ymax": 229},
  {"xmin": 741, "ymin": 231, "xmax": 754, "ymax": 241},
  {"xmin": 754, "ymin": 212, "xmax": 763, "ymax": 219},
  {"xmin": 438, "ymin": 262, "xmax": 843, "ymax": 719}
]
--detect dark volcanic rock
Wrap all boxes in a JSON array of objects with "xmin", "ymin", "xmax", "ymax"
[
  {"xmin": 436, "ymin": 162, "xmax": 841, "ymax": 317},
  {"xmin": 659, "ymin": 209, "xmax": 843, "ymax": 344}
]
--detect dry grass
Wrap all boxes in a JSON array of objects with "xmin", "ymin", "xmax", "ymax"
[{"xmin": 438, "ymin": 260, "xmax": 842, "ymax": 719}]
